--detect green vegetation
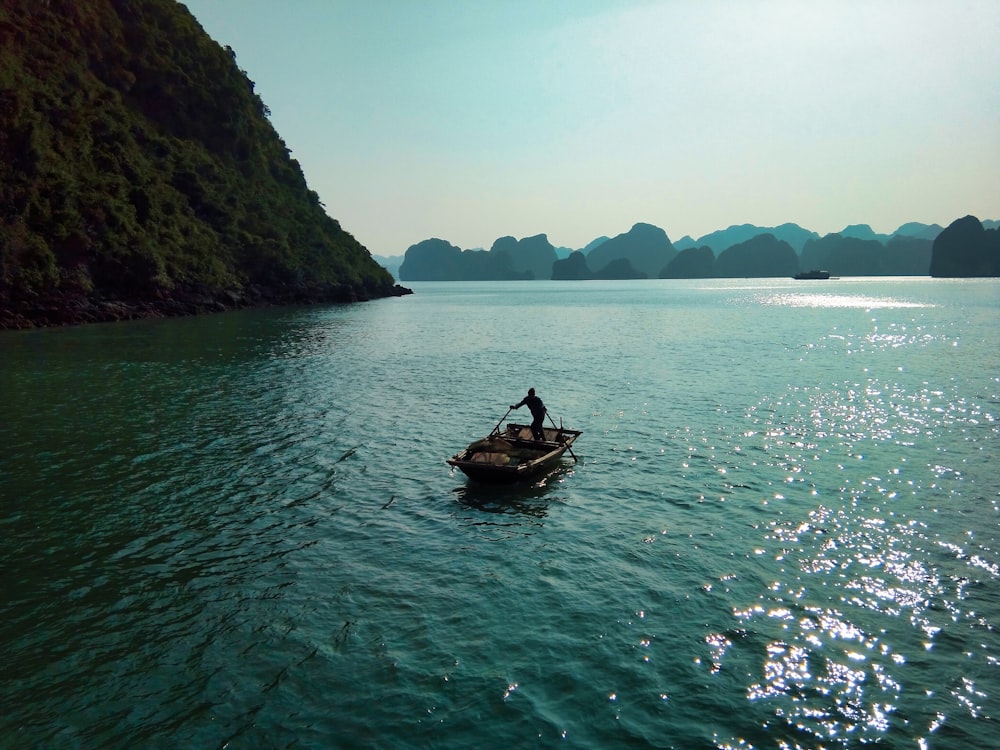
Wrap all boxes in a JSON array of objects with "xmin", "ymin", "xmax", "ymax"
[{"xmin": 0, "ymin": 0, "xmax": 405, "ymax": 328}]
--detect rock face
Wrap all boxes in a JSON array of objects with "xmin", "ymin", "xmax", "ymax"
[
  {"xmin": 0, "ymin": 0, "xmax": 408, "ymax": 329},
  {"xmin": 929, "ymin": 216, "xmax": 1000, "ymax": 277}
]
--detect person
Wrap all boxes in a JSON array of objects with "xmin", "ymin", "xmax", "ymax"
[{"xmin": 511, "ymin": 388, "xmax": 547, "ymax": 441}]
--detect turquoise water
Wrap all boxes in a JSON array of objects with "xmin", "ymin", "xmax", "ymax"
[{"xmin": 2, "ymin": 278, "xmax": 998, "ymax": 748}]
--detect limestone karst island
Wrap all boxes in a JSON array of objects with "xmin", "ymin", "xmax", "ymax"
[
  {"xmin": 0, "ymin": 0, "xmax": 410, "ymax": 330},
  {"xmin": 393, "ymin": 217, "xmax": 999, "ymax": 283}
]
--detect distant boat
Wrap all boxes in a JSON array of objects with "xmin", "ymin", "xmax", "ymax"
[
  {"xmin": 448, "ymin": 422, "xmax": 581, "ymax": 483},
  {"xmin": 793, "ymin": 269, "xmax": 831, "ymax": 280}
]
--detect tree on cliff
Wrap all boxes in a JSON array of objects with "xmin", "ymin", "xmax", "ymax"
[{"xmin": 0, "ymin": 0, "xmax": 405, "ymax": 328}]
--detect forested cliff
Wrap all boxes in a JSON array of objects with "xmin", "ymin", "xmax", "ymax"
[{"xmin": 0, "ymin": 0, "xmax": 408, "ymax": 329}]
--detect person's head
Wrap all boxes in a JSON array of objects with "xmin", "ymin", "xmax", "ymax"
[{"xmin": 528, "ymin": 388, "xmax": 535, "ymax": 396}]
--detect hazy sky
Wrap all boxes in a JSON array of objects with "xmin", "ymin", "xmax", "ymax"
[{"xmin": 181, "ymin": 0, "xmax": 999, "ymax": 255}]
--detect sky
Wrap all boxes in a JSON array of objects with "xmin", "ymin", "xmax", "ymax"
[{"xmin": 181, "ymin": 0, "xmax": 1000, "ymax": 256}]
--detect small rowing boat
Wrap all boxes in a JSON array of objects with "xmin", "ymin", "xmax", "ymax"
[{"xmin": 448, "ymin": 421, "xmax": 581, "ymax": 483}]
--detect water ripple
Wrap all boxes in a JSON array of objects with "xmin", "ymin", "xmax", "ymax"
[{"xmin": 2, "ymin": 281, "xmax": 998, "ymax": 747}]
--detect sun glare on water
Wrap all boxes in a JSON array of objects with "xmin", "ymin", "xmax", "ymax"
[{"xmin": 759, "ymin": 293, "xmax": 932, "ymax": 309}]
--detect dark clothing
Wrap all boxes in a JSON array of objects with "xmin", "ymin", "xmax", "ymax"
[{"xmin": 512, "ymin": 394, "xmax": 546, "ymax": 440}]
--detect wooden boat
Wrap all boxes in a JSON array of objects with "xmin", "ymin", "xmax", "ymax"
[
  {"xmin": 793, "ymin": 269, "xmax": 831, "ymax": 280},
  {"xmin": 448, "ymin": 422, "xmax": 581, "ymax": 483}
]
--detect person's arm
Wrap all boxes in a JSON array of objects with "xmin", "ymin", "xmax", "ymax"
[{"xmin": 510, "ymin": 398, "xmax": 525, "ymax": 409}]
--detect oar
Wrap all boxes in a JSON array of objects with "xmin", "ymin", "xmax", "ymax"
[
  {"xmin": 490, "ymin": 406, "xmax": 513, "ymax": 437},
  {"xmin": 547, "ymin": 412, "xmax": 578, "ymax": 462}
]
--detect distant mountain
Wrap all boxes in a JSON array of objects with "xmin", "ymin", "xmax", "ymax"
[
  {"xmin": 677, "ymin": 221, "xmax": 944, "ymax": 256},
  {"xmin": 398, "ymin": 238, "xmax": 531, "ymax": 281},
  {"xmin": 715, "ymin": 234, "xmax": 798, "ymax": 277},
  {"xmin": 687, "ymin": 223, "xmax": 820, "ymax": 254},
  {"xmin": 672, "ymin": 235, "xmax": 698, "ymax": 252},
  {"xmin": 801, "ymin": 233, "xmax": 936, "ymax": 276},
  {"xmin": 490, "ymin": 234, "xmax": 558, "ymax": 280},
  {"xmin": 549, "ymin": 249, "xmax": 648, "ymax": 280},
  {"xmin": 661, "ymin": 246, "xmax": 714, "ymax": 278},
  {"xmin": 581, "ymin": 236, "xmax": 610, "ymax": 254},
  {"xmin": 585, "ymin": 222, "xmax": 676, "ymax": 278},
  {"xmin": 884, "ymin": 236, "xmax": 934, "ymax": 275},
  {"xmin": 839, "ymin": 224, "xmax": 889, "ymax": 243},
  {"xmin": 551, "ymin": 251, "xmax": 593, "ymax": 280},
  {"xmin": 398, "ymin": 234, "xmax": 557, "ymax": 281},
  {"xmin": 398, "ymin": 215, "xmax": 997, "ymax": 283},
  {"xmin": 802, "ymin": 235, "xmax": 887, "ymax": 275},
  {"xmin": 930, "ymin": 216, "xmax": 1000, "ymax": 277},
  {"xmin": 595, "ymin": 258, "xmax": 646, "ymax": 279},
  {"xmin": 892, "ymin": 222, "xmax": 944, "ymax": 241},
  {"xmin": 398, "ymin": 239, "xmax": 462, "ymax": 281}
]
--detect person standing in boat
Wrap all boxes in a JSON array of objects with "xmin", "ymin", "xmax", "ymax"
[{"xmin": 511, "ymin": 388, "xmax": 547, "ymax": 441}]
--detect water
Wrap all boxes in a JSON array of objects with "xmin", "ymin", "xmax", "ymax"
[{"xmin": 2, "ymin": 278, "xmax": 998, "ymax": 749}]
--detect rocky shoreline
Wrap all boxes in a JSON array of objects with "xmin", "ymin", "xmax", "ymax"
[{"xmin": 0, "ymin": 281, "xmax": 413, "ymax": 330}]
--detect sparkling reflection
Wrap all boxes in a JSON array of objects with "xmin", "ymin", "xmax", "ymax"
[
  {"xmin": 711, "ymin": 361, "xmax": 1000, "ymax": 747},
  {"xmin": 757, "ymin": 292, "xmax": 931, "ymax": 309}
]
